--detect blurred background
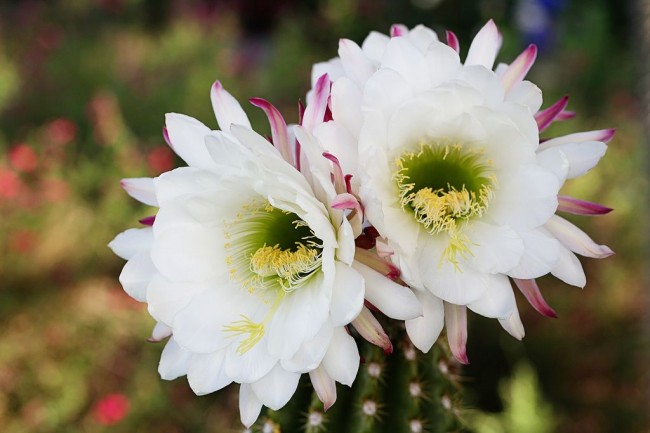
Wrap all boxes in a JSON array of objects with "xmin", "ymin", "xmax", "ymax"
[{"xmin": 0, "ymin": 0, "xmax": 646, "ymax": 432}]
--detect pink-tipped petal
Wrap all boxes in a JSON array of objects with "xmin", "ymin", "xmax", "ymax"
[
  {"xmin": 354, "ymin": 247, "xmax": 400, "ymax": 280},
  {"xmin": 323, "ymin": 152, "xmax": 346, "ymax": 194},
  {"xmin": 302, "ymin": 74, "xmax": 331, "ymax": 133},
  {"xmin": 331, "ymin": 192, "xmax": 363, "ymax": 222},
  {"xmin": 120, "ymin": 177, "xmax": 158, "ymax": 207},
  {"xmin": 344, "ymin": 174, "xmax": 354, "ymax": 194},
  {"xmin": 513, "ymin": 278, "xmax": 558, "ymax": 318},
  {"xmin": 309, "ymin": 365, "xmax": 337, "ymax": 411},
  {"xmin": 535, "ymin": 95, "xmax": 569, "ymax": 132},
  {"xmin": 351, "ymin": 307, "xmax": 393, "ymax": 354},
  {"xmin": 446, "ymin": 30, "xmax": 460, "ymax": 53},
  {"xmin": 540, "ymin": 128, "xmax": 617, "ymax": 150},
  {"xmin": 162, "ymin": 126, "xmax": 173, "ymax": 150},
  {"xmin": 557, "ymin": 196, "xmax": 613, "ymax": 216},
  {"xmin": 466, "ymin": 19, "xmax": 501, "ymax": 69},
  {"xmin": 545, "ymin": 215, "xmax": 614, "ymax": 259},
  {"xmin": 390, "ymin": 24, "xmax": 408, "ymax": 37},
  {"xmin": 139, "ymin": 215, "xmax": 156, "ymax": 226},
  {"xmin": 249, "ymin": 97, "xmax": 293, "ymax": 165},
  {"xmin": 147, "ymin": 322, "xmax": 172, "ymax": 342},
  {"xmin": 444, "ymin": 303, "xmax": 469, "ymax": 364},
  {"xmin": 210, "ymin": 80, "xmax": 251, "ymax": 131},
  {"xmin": 498, "ymin": 308, "xmax": 525, "ymax": 340},
  {"xmin": 556, "ymin": 110, "xmax": 576, "ymax": 121},
  {"xmin": 501, "ymin": 44, "xmax": 537, "ymax": 93}
]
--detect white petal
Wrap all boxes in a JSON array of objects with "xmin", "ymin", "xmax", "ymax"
[
  {"xmin": 210, "ymin": 81, "xmax": 251, "ymax": 131},
  {"xmin": 239, "ymin": 383, "xmax": 263, "ymax": 428},
  {"xmin": 339, "ymin": 39, "xmax": 376, "ymax": 88},
  {"xmin": 224, "ymin": 332, "xmax": 277, "ymax": 383},
  {"xmin": 267, "ymin": 274, "xmax": 330, "ymax": 359},
  {"xmin": 330, "ymin": 262, "xmax": 365, "ymax": 326},
  {"xmin": 309, "ymin": 365, "xmax": 337, "ymax": 411},
  {"xmin": 158, "ymin": 337, "xmax": 192, "ymax": 380},
  {"xmin": 149, "ymin": 322, "xmax": 172, "ymax": 342},
  {"xmin": 488, "ymin": 164, "xmax": 559, "ymax": 231},
  {"xmin": 538, "ymin": 142, "xmax": 607, "ymax": 179},
  {"xmin": 498, "ymin": 306, "xmax": 525, "ymax": 340},
  {"xmin": 467, "ymin": 274, "xmax": 516, "ymax": 319},
  {"xmin": 187, "ymin": 350, "xmax": 232, "ymax": 395},
  {"xmin": 466, "ymin": 221, "xmax": 524, "ymax": 274},
  {"xmin": 551, "ymin": 244, "xmax": 586, "ymax": 287},
  {"xmin": 119, "ymin": 251, "xmax": 156, "ymax": 302},
  {"xmin": 424, "ymin": 42, "xmax": 462, "ymax": 87},
  {"xmin": 146, "ymin": 274, "xmax": 202, "ymax": 325},
  {"xmin": 322, "ymin": 327, "xmax": 360, "ymax": 386},
  {"xmin": 330, "ymin": 77, "xmax": 363, "ymax": 140},
  {"xmin": 361, "ymin": 31, "xmax": 390, "ymax": 63},
  {"xmin": 507, "ymin": 228, "xmax": 560, "ymax": 279},
  {"xmin": 405, "ymin": 290, "xmax": 445, "ymax": 353},
  {"xmin": 506, "ymin": 80, "xmax": 543, "ymax": 113},
  {"xmin": 352, "ymin": 261, "xmax": 422, "ymax": 320},
  {"xmin": 465, "ymin": 19, "xmax": 501, "ymax": 69},
  {"xmin": 121, "ymin": 177, "xmax": 158, "ymax": 206},
  {"xmin": 545, "ymin": 215, "xmax": 613, "ymax": 258},
  {"xmin": 251, "ymin": 363, "xmax": 301, "ymax": 411},
  {"xmin": 444, "ymin": 303, "xmax": 469, "ymax": 364},
  {"xmin": 536, "ymin": 146, "xmax": 570, "ymax": 183},
  {"xmin": 408, "ymin": 24, "xmax": 439, "ymax": 52},
  {"xmin": 109, "ymin": 227, "xmax": 153, "ymax": 260},
  {"xmin": 380, "ymin": 37, "xmax": 430, "ymax": 90},
  {"xmin": 362, "ymin": 68, "xmax": 413, "ymax": 113},
  {"xmin": 165, "ymin": 113, "xmax": 215, "ymax": 169},
  {"xmin": 281, "ymin": 324, "xmax": 333, "ymax": 373}
]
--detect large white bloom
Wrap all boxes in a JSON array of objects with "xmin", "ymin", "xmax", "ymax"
[
  {"xmin": 108, "ymin": 82, "xmax": 416, "ymax": 427},
  {"xmin": 311, "ymin": 21, "xmax": 613, "ymax": 362}
]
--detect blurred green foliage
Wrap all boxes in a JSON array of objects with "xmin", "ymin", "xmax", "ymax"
[{"xmin": 0, "ymin": 0, "xmax": 646, "ymax": 432}]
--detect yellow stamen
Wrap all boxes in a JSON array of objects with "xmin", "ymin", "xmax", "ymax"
[{"xmin": 250, "ymin": 243, "xmax": 320, "ymax": 291}]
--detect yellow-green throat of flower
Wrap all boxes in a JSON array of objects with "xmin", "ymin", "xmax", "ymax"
[
  {"xmin": 223, "ymin": 201, "xmax": 322, "ymax": 354},
  {"xmin": 394, "ymin": 143, "xmax": 495, "ymax": 266}
]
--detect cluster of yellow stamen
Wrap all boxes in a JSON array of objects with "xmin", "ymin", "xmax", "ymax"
[
  {"xmin": 394, "ymin": 143, "xmax": 494, "ymax": 268},
  {"xmin": 221, "ymin": 200, "xmax": 322, "ymax": 354}
]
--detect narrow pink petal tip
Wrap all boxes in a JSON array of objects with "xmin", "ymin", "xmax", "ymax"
[
  {"xmin": 162, "ymin": 126, "xmax": 173, "ymax": 149},
  {"xmin": 390, "ymin": 24, "xmax": 408, "ymax": 37},
  {"xmin": 212, "ymin": 80, "xmax": 223, "ymax": 91},
  {"xmin": 514, "ymin": 279, "xmax": 557, "ymax": 318},
  {"xmin": 557, "ymin": 195, "xmax": 613, "ymax": 216},
  {"xmin": 446, "ymin": 30, "xmax": 460, "ymax": 53},
  {"xmin": 602, "ymin": 128, "xmax": 617, "ymax": 143},
  {"xmin": 139, "ymin": 215, "xmax": 156, "ymax": 226},
  {"xmin": 535, "ymin": 95, "xmax": 569, "ymax": 132},
  {"xmin": 501, "ymin": 43, "xmax": 538, "ymax": 93}
]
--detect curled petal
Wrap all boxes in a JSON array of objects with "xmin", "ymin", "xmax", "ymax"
[
  {"xmin": 539, "ymin": 128, "xmax": 616, "ymax": 150},
  {"xmin": 250, "ymin": 97, "xmax": 292, "ymax": 165},
  {"xmin": 331, "ymin": 192, "xmax": 364, "ymax": 223},
  {"xmin": 309, "ymin": 365, "xmax": 337, "ymax": 411},
  {"xmin": 210, "ymin": 80, "xmax": 251, "ymax": 131},
  {"xmin": 444, "ymin": 303, "xmax": 469, "ymax": 364},
  {"xmin": 162, "ymin": 126, "xmax": 172, "ymax": 149},
  {"xmin": 545, "ymin": 215, "xmax": 614, "ymax": 258},
  {"xmin": 121, "ymin": 177, "xmax": 158, "ymax": 207},
  {"xmin": 323, "ymin": 152, "xmax": 346, "ymax": 194},
  {"xmin": 513, "ymin": 278, "xmax": 557, "ymax": 318},
  {"xmin": 303, "ymin": 74, "xmax": 331, "ymax": 133},
  {"xmin": 501, "ymin": 44, "xmax": 537, "ymax": 93},
  {"xmin": 351, "ymin": 307, "xmax": 393, "ymax": 354},
  {"xmin": 535, "ymin": 95, "xmax": 569, "ymax": 132},
  {"xmin": 390, "ymin": 23, "xmax": 408, "ymax": 37},
  {"xmin": 498, "ymin": 307, "xmax": 525, "ymax": 340},
  {"xmin": 445, "ymin": 30, "xmax": 460, "ymax": 53},
  {"xmin": 557, "ymin": 195, "xmax": 613, "ymax": 216}
]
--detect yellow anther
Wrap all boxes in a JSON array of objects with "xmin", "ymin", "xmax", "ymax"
[
  {"xmin": 250, "ymin": 244, "xmax": 320, "ymax": 291},
  {"xmin": 223, "ymin": 315, "xmax": 265, "ymax": 355}
]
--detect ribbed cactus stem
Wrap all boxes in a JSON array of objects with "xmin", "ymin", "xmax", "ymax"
[{"xmin": 253, "ymin": 331, "xmax": 465, "ymax": 432}]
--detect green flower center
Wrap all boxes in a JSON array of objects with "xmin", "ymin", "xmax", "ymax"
[
  {"xmin": 394, "ymin": 143, "xmax": 494, "ymax": 265},
  {"xmin": 223, "ymin": 201, "xmax": 322, "ymax": 354}
]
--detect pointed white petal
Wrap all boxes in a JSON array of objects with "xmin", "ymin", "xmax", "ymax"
[
  {"xmin": 109, "ymin": 227, "xmax": 153, "ymax": 260},
  {"xmin": 507, "ymin": 228, "xmax": 560, "ymax": 279},
  {"xmin": 506, "ymin": 80, "xmax": 543, "ymax": 113},
  {"xmin": 351, "ymin": 307, "xmax": 392, "ymax": 354},
  {"xmin": 120, "ymin": 177, "xmax": 158, "ymax": 206},
  {"xmin": 380, "ymin": 37, "xmax": 430, "ymax": 90},
  {"xmin": 444, "ymin": 303, "xmax": 469, "ymax": 364},
  {"xmin": 239, "ymin": 383, "xmax": 263, "ymax": 428},
  {"xmin": 405, "ymin": 290, "xmax": 445, "ymax": 353},
  {"xmin": 251, "ymin": 363, "xmax": 301, "ymax": 411},
  {"xmin": 281, "ymin": 324, "xmax": 333, "ymax": 373},
  {"xmin": 545, "ymin": 215, "xmax": 613, "ymax": 258},
  {"xmin": 322, "ymin": 327, "xmax": 360, "ymax": 386},
  {"xmin": 158, "ymin": 337, "xmax": 191, "ymax": 380},
  {"xmin": 352, "ymin": 261, "xmax": 422, "ymax": 320},
  {"xmin": 339, "ymin": 39, "xmax": 375, "ymax": 88},
  {"xmin": 498, "ymin": 306, "xmax": 525, "ymax": 340},
  {"xmin": 330, "ymin": 262, "xmax": 365, "ymax": 326},
  {"xmin": 119, "ymin": 251, "xmax": 156, "ymax": 302},
  {"xmin": 164, "ymin": 113, "xmax": 215, "ymax": 169},
  {"xmin": 551, "ymin": 244, "xmax": 586, "ymax": 288},
  {"xmin": 466, "ymin": 221, "xmax": 524, "ymax": 274},
  {"xmin": 187, "ymin": 350, "xmax": 231, "ymax": 395},
  {"xmin": 361, "ymin": 31, "xmax": 390, "ymax": 63},
  {"xmin": 309, "ymin": 365, "xmax": 337, "ymax": 411},
  {"xmin": 210, "ymin": 80, "xmax": 251, "ymax": 131},
  {"xmin": 465, "ymin": 19, "xmax": 501, "ymax": 69},
  {"xmin": 148, "ymin": 322, "xmax": 172, "ymax": 342},
  {"xmin": 537, "ymin": 142, "xmax": 607, "ymax": 179},
  {"xmin": 467, "ymin": 274, "xmax": 516, "ymax": 319}
]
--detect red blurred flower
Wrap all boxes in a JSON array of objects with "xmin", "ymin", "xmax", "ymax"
[
  {"xmin": 46, "ymin": 118, "xmax": 78, "ymax": 145},
  {"xmin": 0, "ymin": 168, "xmax": 21, "ymax": 199},
  {"xmin": 9, "ymin": 229, "xmax": 37, "ymax": 254},
  {"xmin": 9, "ymin": 144, "xmax": 38, "ymax": 173},
  {"xmin": 147, "ymin": 146, "xmax": 175, "ymax": 174},
  {"xmin": 93, "ymin": 393, "xmax": 130, "ymax": 426}
]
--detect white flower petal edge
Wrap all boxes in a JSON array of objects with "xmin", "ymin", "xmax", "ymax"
[
  {"xmin": 109, "ymin": 83, "xmax": 379, "ymax": 427},
  {"xmin": 310, "ymin": 20, "xmax": 613, "ymax": 363}
]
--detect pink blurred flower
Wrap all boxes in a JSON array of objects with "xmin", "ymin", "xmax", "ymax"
[
  {"xmin": 46, "ymin": 118, "xmax": 78, "ymax": 145},
  {"xmin": 40, "ymin": 178, "xmax": 70, "ymax": 204},
  {"xmin": 93, "ymin": 393, "xmax": 130, "ymax": 426},
  {"xmin": 9, "ymin": 229, "xmax": 37, "ymax": 254},
  {"xmin": 0, "ymin": 168, "xmax": 22, "ymax": 199},
  {"xmin": 9, "ymin": 144, "xmax": 38, "ymax": 173},
  {"xmin": 147, "ymin": 146, "xmax": 174, "ymax": 174}
]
